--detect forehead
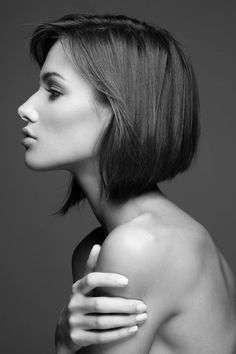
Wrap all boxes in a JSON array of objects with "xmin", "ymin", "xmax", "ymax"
[
  {"xmin": 40, "ymin": 40, "xmax": 104, "ymax": 108},
  {"xmin": 40, "ymin": 40, "xmax": 97, "ymax": 96},
  {"xmin": 41, "ymin": 40, "xmax": 80, "ymax": 80}
]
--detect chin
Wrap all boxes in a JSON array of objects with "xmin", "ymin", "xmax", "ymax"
[
  {"xmin": 24, "ymin": 160, "xmax": 52, "ymax": 171},
  {"xmin": 24, "ymin": 155, "xmax": 61, "ymax": 171},
  {"xmin": 23, "ymin": 148, "xmax": 93, "ymax": 172}
]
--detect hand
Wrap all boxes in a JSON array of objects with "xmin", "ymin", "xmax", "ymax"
[{"xmin": 56, "ymin": 244, "xmax": 147, "ymax": 352}]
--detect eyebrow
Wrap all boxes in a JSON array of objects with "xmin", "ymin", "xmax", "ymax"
[{"xmin": 39, "ymin": 71, "xmax": 66, "ymax": 82}]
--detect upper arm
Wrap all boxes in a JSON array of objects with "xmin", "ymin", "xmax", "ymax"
[{"xmin": 86, "ymin": 224, "xmax": 203, "ymax": 354}]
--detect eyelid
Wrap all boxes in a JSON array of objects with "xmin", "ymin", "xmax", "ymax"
[
  {"xmin": 45, "ymin": 83, "xmax": 63, "ymax": 95},
  {"xmin": 47, "ymin": 81, "xmax": 62, "ymax": 89},
  {"xmin": 40, "ymin": 76, "xmax": 62, "ymax": 88},
  {"xmin": 47, "ymin": 86, "xmax": 61, "ymax": 93},
  {"xmin": 45, "ymin": 88, "xmax": 61, "ymax": 95}
]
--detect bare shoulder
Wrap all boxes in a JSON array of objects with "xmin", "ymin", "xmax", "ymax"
[
  {"xmin": 95, "ymin": 215, "xmax": 207, "ymax": 301},
  {"xmin": 107, "ymin": 213, "xmax": 208, "ymax": 266},
  {"xmin": 91, "ymin": 214, "xmax": 213, "ymax": 354}
]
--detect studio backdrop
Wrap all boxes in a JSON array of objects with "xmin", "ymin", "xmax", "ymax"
[{"xmin": 1, "ymin": 1, "xmax": 235, "ymax": 353}]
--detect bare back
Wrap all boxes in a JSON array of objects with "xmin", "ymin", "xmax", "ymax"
[{"xmin": 149, "ymin": 226, "xmax": 236, "ymax": 353}]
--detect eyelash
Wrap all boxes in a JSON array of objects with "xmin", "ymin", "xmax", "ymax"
[{"xmin": 45, "ymin": 88, "xmax": 61, "ymax": 100}]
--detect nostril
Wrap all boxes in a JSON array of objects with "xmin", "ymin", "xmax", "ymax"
[
  {"xmin": 21, "ymin": 115, "xmax": 28, "ymax": 122},
  {"xmin": 18, "ymin": 108, "xmax": 28, "ymax": 122},
  {"xmin": 17, "ymin": 107, "xmax": 39, "ymax": 122}
]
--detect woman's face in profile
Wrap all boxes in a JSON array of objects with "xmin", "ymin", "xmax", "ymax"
[{"xmin": 18, "ymin": 40, "xmax": 112, "ymax": 172}]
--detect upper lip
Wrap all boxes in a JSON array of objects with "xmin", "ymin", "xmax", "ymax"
[{"xmin": 22, "ymin": 127, "xmax": 37, "ymax": 139}]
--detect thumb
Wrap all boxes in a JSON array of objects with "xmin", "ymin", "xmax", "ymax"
[{"xmin": 85, "ymin": 244, "xmax": 101, "ymax": 275}]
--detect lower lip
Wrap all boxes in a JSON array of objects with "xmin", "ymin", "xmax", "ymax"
[{"xmin": 21, "ymin": 137, "xmax": 36, "ymax": 145}]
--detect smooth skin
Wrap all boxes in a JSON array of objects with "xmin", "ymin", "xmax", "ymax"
[
  {"xmin": 55, "ymin": 244, "xmax": 147, "ymax": 354},
  {"xmin": 69, "ymin": 219, "xmax": 236, "ymax": 354},
  {"xmin": 18, "ymin": 39, "xmax": 236, "ymax": 354},
  {"xmin": 18, "ymin": 39, "xmax": 151, "ymax": 354}
]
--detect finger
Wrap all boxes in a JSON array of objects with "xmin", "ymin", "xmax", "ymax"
[
  {"xmin": 70, "ymin": 325, "xmax": 138, "ymax": 346},
  {"xmin": 68, "ymin": 295, "xmax": 146, "ymax": 315},
  {"xmin": 69, "ymin": 313, "xmax": 147, "ymax": 330},
  {"xmin": 72, "ymin": 272, "xmax": 128, "ymax": 295},
  {"xmin": 85, "ymin": 244, "xmax": 101, "ymax": 275}
]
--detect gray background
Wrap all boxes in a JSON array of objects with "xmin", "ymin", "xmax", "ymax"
[{"xmin": 1, "ymin": 0, "xmax": 235, "ymax": 353}]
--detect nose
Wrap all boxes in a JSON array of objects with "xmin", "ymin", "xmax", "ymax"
[{"xmin": 17, "ymin": 100, "xmax": 39, "ymax": 123}]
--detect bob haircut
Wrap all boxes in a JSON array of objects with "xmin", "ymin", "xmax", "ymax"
[{"xmin": 29, "ymin": 13, "xmax": 200, "ymax": 215}]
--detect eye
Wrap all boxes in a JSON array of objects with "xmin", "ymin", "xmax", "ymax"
[{"xmin": 45, "ymin": 88, "xmax": 62, "ymax": 100}]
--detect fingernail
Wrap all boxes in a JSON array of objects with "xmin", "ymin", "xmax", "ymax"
[
  {"xmin": 129, "ymin": 325, "xmax": 138, "ymax": 332},
  {"xmin": 136, "ymin": 303, "xmax": 147, "ymax": 312},
  {"xmin": 92, "ymin": 244, "xmax": 100, "ymax": 252},
  {"xmin": 118, "ymin": 277, "xmax": 128, "ymax": 285},
  {"xmin": 136, "ymin": 313, "xmax": 147, "ymax": 322}
]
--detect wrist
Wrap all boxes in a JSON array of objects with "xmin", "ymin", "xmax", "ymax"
[
  {"xmin": 56, "ymin": 344, "xmax": 77, "ymax": 354},
  {"xmin": 55, "ymin": 323, "xmax": 79, "ymax": 354}
]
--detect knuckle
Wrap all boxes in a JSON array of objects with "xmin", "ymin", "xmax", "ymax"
[
  {"xmin": 68, "ymin": 294, "xmax": 82, "ymax": 311},
  {"xmin": 93, "ymin": 297, "xmax": 101, "ymax": 311},
  {"xmin": 67, "ymin": 298, "xmax": 74, "ymax": 311},
  {"xmin": 71, "ymin": 282, "xmax": 77, "ymax": 293},
  {"xmin": 95, "ymin": 316, "xmax": 104, "ymax": 328},
  {"xmin": 70, "ymin": 329, "xmax": 78, "ymax": 344},
  {"xmin": 116, "ymin": 329, "xmax": 123, "ymax": 339},
  {"xmin": 70, "ymin": 329, "xmax": 87, "ymax": 346},
  {"xmin": 83, "ymin": 275, "xmax": 89, "ymax": 286},
  {"xmin": 84, "ymin": 273, "xmax": 91, "ymax": 286},
  {"xmin": 93, "ymin": 333, "xmax": 102, "ymax": 344},
  {"xmin": 68, "ymin": 315, "xmax": 74, "ymax": 326},
  {"xmin": 85, "ymin": 273, "xmax": 94, "ymax": 286},
  {"xmin": 69, "ymin": 314, "xmax": 78, "ymax": 327},
  {"xmin": 68, "ymin": 298, "xmax": 76, "ymax": 311}
]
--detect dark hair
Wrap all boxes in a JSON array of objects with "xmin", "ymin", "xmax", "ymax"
[{"xmin": 29, "ymin": 13, "xmax": 200, "ymax": 215}]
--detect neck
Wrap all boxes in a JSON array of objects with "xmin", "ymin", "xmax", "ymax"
[{"xmin": 72, "ymin": 159, "xmax": 166, "ymax": 235}]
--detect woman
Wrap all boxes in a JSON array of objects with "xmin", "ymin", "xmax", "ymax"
[{"xmin": 18, "ymin": 13, "xmax": 236, "ymax": 354}]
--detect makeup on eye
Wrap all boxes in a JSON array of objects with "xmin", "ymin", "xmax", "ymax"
[
  {"xmin": 43, "ymin": 78, "xmax": 63, "ymax": 98},
  {"xmin": 40, "ymin": 74, "xmax": 63, "ymax": 89},
  {"xmin": 45, "ymin": 87, "xmax": 62, "ymax": 99}
]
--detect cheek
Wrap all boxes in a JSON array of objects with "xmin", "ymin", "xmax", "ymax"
[{"xmin": 42, "ymin": 99, "xmax": 105, "ymax": 157}]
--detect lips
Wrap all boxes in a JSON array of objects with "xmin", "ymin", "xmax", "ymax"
[{"xmin": 22, "ymin": 127, "xmax": 37, "ymax": 139}]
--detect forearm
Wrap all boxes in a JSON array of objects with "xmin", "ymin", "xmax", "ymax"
[
  {"xmin": 55, "ymin": 336, "xmax": 81, "ymax": 354},
  {"xmin": 56, "ymin": 342, "xmax": 83, "ymax": 354},
  {"xmin": 55, "ymin": 322, "xmax": 81, "ymax": 354},
  {"xmin": 56, "ymin": 344, "xmax": 76, "ymax": 354}
]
